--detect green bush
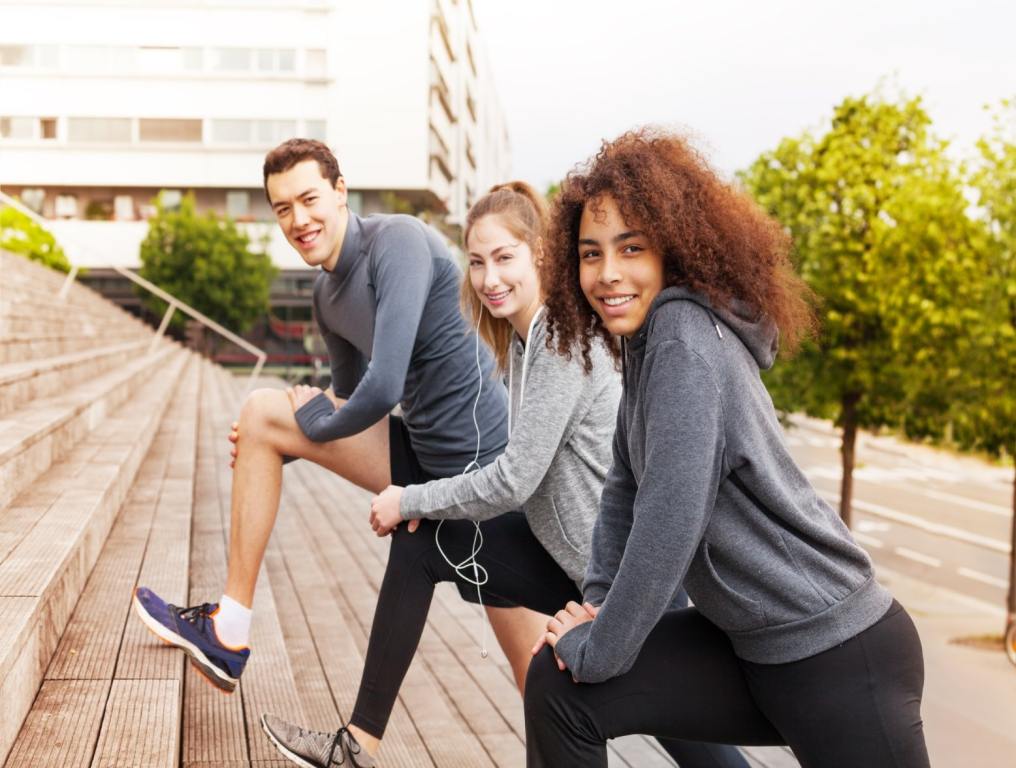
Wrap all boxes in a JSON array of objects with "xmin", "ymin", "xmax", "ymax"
[
  {"xmin": 0, "ymin": 205, "xmax": 72, "ymax": 273},
  {"xmin": 138, "ymin": 192, "xmax": 277, "ymax": 334}
]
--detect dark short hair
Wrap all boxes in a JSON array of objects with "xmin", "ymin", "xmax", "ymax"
[{"xmin": 262, "ymin": 138, "xmax": 342, "ymax": 202}]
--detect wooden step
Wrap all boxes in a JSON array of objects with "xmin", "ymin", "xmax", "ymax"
[
  {"xmin": 0, "ymin": 295, "xmax": 150, "ymax": 339},
  {"xmin": 0, "ymin": 350, "xmax": 193, "ymax": 766},
  {"xmin": 0, "ymin": 330, "xmax": 154, "ymax": 366},
  {"xmin": 0, "ymin": 340, "xmax": 151, "ymax": 417},
  {"xmin": 0, "ymin": 341, "xmax": 177, "ymax": 510}
]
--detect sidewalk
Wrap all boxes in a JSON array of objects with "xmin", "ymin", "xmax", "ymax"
[{"xmin": 876, "ymin": 565, "xmax": 1016, "ymax": 767}]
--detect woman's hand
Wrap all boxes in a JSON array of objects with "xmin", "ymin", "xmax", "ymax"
[
  {"xmin": 531, "ymin": 601, "xmax": 599, "ymax": 673},
  {"xmin": 228, "ymin": 421, "xmax": 239, "ymax": 469},
  {"xmin": 369, "ymin": 485, "xmax": 420, "ymax": 537},
  {"xmin": 286, "ymin": 384, "xmax": 323, "ymax": 412}
]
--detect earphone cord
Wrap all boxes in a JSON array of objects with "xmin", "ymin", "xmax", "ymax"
[{"xmin": 433, "ymin": 309, "xmax": 490, "ymax": 658}]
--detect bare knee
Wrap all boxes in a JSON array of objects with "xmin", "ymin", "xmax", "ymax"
[{"xmin": 240, "ymin": 388, "xmax": 287, "ymax": 431}]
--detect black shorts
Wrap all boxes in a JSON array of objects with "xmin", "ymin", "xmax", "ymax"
[
  {"xmin": 387, "ymin": 414, "xmax": 440, "ymax": 487},
  {"xmin": 388, "ymin": 414, "xmax": 516, "ymax": 608}
]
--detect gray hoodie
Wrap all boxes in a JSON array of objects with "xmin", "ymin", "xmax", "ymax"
[
  {"xmin": 399, "ymin": 309, "xmax": 620, "ymax": 584},
  {"xmin": 554, "ymin": 287, "xmax": 893, "ymax": 683}
]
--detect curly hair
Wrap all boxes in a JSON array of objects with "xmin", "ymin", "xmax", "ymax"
[{"xmin": 543, "ymin": 127, "xmax": 815, "ymax": 371}]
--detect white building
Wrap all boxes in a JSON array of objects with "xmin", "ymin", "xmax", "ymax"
[{"xmin": 0, "ymin": 0, "xmax": 511, "ymax": 244}]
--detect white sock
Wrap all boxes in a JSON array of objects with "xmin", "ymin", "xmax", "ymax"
[{"xmin": 214, "ymin": 594, "xmax": 252, "ymax": 649}]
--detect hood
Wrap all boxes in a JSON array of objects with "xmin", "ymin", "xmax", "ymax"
[{"xmin": 631, "ymin": 286, "xmax": 779, "ymax": 370}]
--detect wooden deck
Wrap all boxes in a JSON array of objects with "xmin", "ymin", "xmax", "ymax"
[{"xmin": 3, "ymin": 360, "xmax": 798, "ymax": 767}]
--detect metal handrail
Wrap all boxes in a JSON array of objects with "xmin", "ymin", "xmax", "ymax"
[{"xmin": 0, "ymin": 189, "xmax": 266, "ymax": 394}]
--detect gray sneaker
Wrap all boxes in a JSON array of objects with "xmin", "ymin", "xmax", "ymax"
[{"xmin": 261, "ymin": 713, "xmax": 376, "ymax": 768}]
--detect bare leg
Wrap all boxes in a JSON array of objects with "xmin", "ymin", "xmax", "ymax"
[
  {"xmin": 224, "ymin": 387, "xmax": 391, "ymax": 607},
  {"xmin": 486, "ymin": 605, "xmax": 550, "ymax": 695}
]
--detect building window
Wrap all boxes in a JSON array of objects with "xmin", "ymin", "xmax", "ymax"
[
  {"xmin": 0, "ymin": 117, "xmax": 35, "ymax": 139},
  {"xmin": 55, "ymin": 195, "xmax": 78, "ymax": 218},
  {"xmin": 253, "ymin": 48, "xmax": 296, "ymax": 73},
  {"xmin": 139, "ymin": 118, "xmax": 202, "ymax": 142},
  {"xmin": 226, "ymin": 191, "xmax": 251, "ymax": 220},
  {"xmin": 40, "ymin": 117, "xmax": 57, "ymax": 139},
  {"xmin": 214, "ymin": 47, "xmax": 252, "ymax": 71},
  {"xmin": 21, "ymin": 189, "xmax": 45, "ymax": 214},
  {"xmin": 306, "ymin": 49, "xmax": 327, "ymax": 78},
  {"xmin": 182, "ymin": 47, "xmax": 203, "ymax": 71},
  {"xmin": 305, "ymin": 120, "xmax": 327, "ymax": 141},
  {"xmin": 114, "ymin": 195, "xmax": 135, "ymax": 221},
  {"xmin": 211, "ymin": 119, "xmax": 253, "ymax": 143},
  {"xmin": 256, "ymin": 120, "xmax": 297, "ymax": 144},
  {"xmin": 0, "ymin": 44, "xmax": 57, "ymax": 68},
  {"xmin": 160, "ymin": 190, "xmax": 183, "ymax": 210},
  {"xmin": 67, "ymin": 117, "xmax": 132, "ymax": 142},
  {"xmin": 0, "ymin": 45, "xmax": 31, "ymax": 67}
]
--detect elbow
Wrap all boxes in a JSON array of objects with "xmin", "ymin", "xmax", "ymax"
[{"xmin": 573, "ymin": 656, "xmax": 630, "ymax": 685}]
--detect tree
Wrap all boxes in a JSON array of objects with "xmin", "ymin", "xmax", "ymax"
[
  {"xmin": 965, "ymin": 100, "xmax": 1016, "ymax": 650},
  {"xmin": 741, "ymin": 93, "xmax": 983, "ymax": 527},
  {"xmin": 0, "ymin": 204, "xmax": 72, "ymax": 273},
  {"xmin": 138, "ymin": 193, "xmax": 276, "ymax": 337}
]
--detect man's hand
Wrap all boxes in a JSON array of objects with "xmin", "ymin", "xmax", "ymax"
[
  {"xmin": 228, "ymin": 421, "xmax": 239, "ymax": 469},
  {"xmin": 531, "ymin": 601, "xmax": 599, "ymax": 674},
  {"xmin": 369, "ymin": 485, "xmax": 420, "ymax": 537},
  {"xmin": 287, "ymin": 384, "xmax": 324, "ymax": 412}
]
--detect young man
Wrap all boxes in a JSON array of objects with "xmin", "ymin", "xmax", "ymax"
[{"xmin": 132, "ymin": 138, "xmax": 514, "ymax": 704}]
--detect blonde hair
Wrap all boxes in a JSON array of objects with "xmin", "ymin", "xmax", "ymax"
[{"xmin": 461, "ymin": 181, "xmax": 549, "ymax": 373}]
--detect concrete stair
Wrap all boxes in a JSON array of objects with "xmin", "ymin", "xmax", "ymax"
[{"xmin": 0, "ymin": 249, "xmax": 194, "ymax": 764}]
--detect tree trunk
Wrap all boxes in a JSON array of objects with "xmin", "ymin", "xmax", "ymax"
[
  {"xmin": 1007, "ymin": 463, "xmax": 1015, "ymax": 639},
  {"xmin": 839, "ymin": 392, "xmax": 861, "ymax": 529}
]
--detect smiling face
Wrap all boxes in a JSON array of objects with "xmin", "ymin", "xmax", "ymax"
[
  {"xmin": 466, "ymin": 214, "xmax": 543, "ymax": 339},
  {"xmin": 577, "ymin": 195, "xmax": 666, "ymax": 338},
  {"xmin": 267, "ymin": 159, "xmax": 348, "ymax": 270}
]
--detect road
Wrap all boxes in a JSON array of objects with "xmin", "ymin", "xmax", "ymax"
[{"xmin": 783, "ymin": 415, "xmax": 1013, "ymax": 617}]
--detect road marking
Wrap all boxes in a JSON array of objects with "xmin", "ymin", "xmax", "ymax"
[
  {"xmin": 853, "ymin": 532, "xmax": 884, "ymax": 549},
  {"xmin": 876, "ymin": 564, "xmax": 1006, "ymax": 618},
  {"xmin": 893, "ymin": 547, "xmax": 942, "ymax": 567},
  {"xmin": 819, "ymin": 491, "xmax": 1011, "ymax": 555},
  {"xmin": 857, "ymin": 520, "xmax": 890, "ymax": 533},
  {"xmin": 918, "ymin": 488, "xmax": 1010, "ymax": 518},
  {"xmin": 956, "ymin": 567, "xmax": 1009, "ymax": 590}
]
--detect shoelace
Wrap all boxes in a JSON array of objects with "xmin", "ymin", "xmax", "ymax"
[
  {"xmin": 290, "ymin": 723, "xmax": 356, "ymax": 766},
  {"xmin": 175, "ymin": 603, "xmax": 215, "ymax": 625}
]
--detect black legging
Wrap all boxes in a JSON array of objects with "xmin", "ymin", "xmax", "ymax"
[
  {"xmin": 350, "ymin": 512, "xmax": 749, "ymax": 768},
  {"xmin": 524, "ymin": 600, "xmax": 930, "ymax": 768}
]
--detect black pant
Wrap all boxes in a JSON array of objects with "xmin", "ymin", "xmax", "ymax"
[
  {"xmin": 350, "ymin": 513, "xmax": 749, "ymax": 768},
  {"xmin": 524, "ymin": 600, "xmax": 929, "ymax": 768}
]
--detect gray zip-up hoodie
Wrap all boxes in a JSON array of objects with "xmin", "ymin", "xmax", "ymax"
[
  {"xmin": 554, "ymin": 287, "xmax": 893, "ymax": 683},
  {"xmin": 399, "ymin": 310, "xmax": 620, "ymax": 584}
]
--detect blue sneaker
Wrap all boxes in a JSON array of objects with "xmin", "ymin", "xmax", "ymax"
[{"xmin": 132, "ymin": 586, "xmax": 250, "ymax": 692}]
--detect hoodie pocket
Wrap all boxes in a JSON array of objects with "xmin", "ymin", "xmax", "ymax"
[{"xmin": 699, "ymin": 543, "xmax": 767, "ymax": 633}]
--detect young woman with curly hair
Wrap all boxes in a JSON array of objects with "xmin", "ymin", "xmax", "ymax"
[
  {"xmin": 261, "ymin": 181, "xmax": 749, "ymax": 768},
  {"xmin": 526, "ymin": 129, "xmax": 929, "ymax": 768}
]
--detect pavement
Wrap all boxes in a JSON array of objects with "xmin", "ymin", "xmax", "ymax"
[
  {"xmin": 873, "ymin": 562, "xmax": 1015, "ymax": 767},
  {"xmin": 778, "ymin": 415, "xmax": 1015, "ymax": 767}
]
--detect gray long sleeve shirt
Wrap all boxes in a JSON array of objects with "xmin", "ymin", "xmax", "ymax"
[
  {"xmin": 554, "ymin": 287, "xmax": 892, "ymax": 682},
  {"xmin": 399, "ymin": 311, "xmax": 620, "ymax": 584},
  {"xmin": 294, "ymin": 211, "xmax": 508, "ymax": 476}
]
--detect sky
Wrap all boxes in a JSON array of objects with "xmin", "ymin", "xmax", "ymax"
[{"xmin": 473, "ymin": 0, "xmax": 1016, "ymax": 189}]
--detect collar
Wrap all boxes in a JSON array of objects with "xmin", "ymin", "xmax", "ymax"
[{"xmin": 326, "ymin": 209, "xmax": 363, "ymax": 283}]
